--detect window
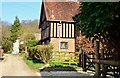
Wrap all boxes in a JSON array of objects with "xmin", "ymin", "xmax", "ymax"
[{"xmin": 60, "ymin": 42, "xmax": 68, "ymax": 49}]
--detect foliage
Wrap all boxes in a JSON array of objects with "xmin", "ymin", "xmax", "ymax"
[
  {"xmin": 19, "ymin": 33, "xmax": 37, "ymax": 52},
  {"xmin": 10, "ymin": 16, "xmax": 22, "ymax": 42},
  {"xmin": 27, "ymin": 47, "xmax": 36, "ymax": 60},
  {"xmin": 1, "ymin": 22, "xmax": 10, "ymax": 38},
  {"xmin": 0, "ymin": 21, "xmax": 11, "ymax": 52},
  {"xmin": 76, "ymin": 35, "xmax": 94, "ymax": 52},
  {"xmin": 18, "ymin": 52, "xmax": 25, "ymax": 56},
  {"xmin": 49, "ymin": 60, "xmax": 79, "ymax": 68},
  {"xmin": 73, "ymin": 2, "xmax": 120, "ymax": 37},
  {"xmin": 25, "ymin": 34, "xmax": 37, "ymax": 49},
  {"xmin": 74, "ymin": 3, "xmax": 120, "ymax": 60},
  {"xmin": 27, "ymin": 39, "xmax": 38, "ymax": 48},
  {"xmin": 27, "ymin": 45, "xmax": 53, "ymax": 64},
  {"xmin": 35, "ymin": 45, "xmax": 53, "ymax": 64},
  {"xmin": 24, "ymin": 56, "xmax": 44, "ymax": 70},
  {"xmin": 1, "ymin": 38, "xmax": 12, "ymax": 52},
  {"xmin": 19, "ymin": 33, "xmax": 37, "ymax": 53},
  {"xmin": 21, "ymin": 19, "xmax": 40, "ymax": 34},
  {"xmin": 19, "ymin": 43, "xmax": 26, "ymax": 52},
  {"xmin": 52, "ymin": 51, "xmax": 80, "ymax": 66},
  {"xmin": 7, "ymin": 50, "xmax": 13, "ymax": 54},
  {"xmin": 25, "ymin": 34, "xmax": 36, "ymax": 41},
  {"xmin": 1, "ymin": 19, "xmax": 40, "ymax": 54}
]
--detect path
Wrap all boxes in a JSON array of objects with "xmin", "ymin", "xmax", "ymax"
[{"xmin": 0, "ymin": 54, "xmax": 37, "ymax": 76}]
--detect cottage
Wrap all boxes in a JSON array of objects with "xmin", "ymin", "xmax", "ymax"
[{"xmin": 39, "ymin": 1, "xmax": 79, "ymax": 52}]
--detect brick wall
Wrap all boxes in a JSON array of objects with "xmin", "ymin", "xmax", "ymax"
[{"xmin": 50, "ymin": 38, "xmax": 75, "ymax": 52}]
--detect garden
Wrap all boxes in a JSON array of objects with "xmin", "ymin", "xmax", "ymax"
[{"xmin": 24, "ymin": 40, "xmax": 82, "ymax": 71}]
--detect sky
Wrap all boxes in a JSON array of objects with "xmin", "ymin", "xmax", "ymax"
[{"xmin": 0, "ymin": 1, "xmax": 42, "ymax": 24}]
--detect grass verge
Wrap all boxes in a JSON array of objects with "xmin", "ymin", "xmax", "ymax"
[{"xmin": 24, "ymin": 57, "xmax": 45, "ymax": 71}]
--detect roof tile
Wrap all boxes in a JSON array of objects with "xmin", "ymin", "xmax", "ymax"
[{"xmin": 43, "ymin": 2, "xmax": 80, "ymax": 21}]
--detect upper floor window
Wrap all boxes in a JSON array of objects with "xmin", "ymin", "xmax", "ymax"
[{"xmin": 60, "ymin": 42, "xmax": 68, "ymax": 49}]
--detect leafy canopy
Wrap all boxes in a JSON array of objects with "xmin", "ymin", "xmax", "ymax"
[{"xmin": 73, "ymin": 2, "xmax": 120, "ymax": 37}]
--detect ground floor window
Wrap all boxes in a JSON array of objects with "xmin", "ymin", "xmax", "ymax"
[{"xmin": 60, "ymin": 42, "xmax": 68, "ymax": 49}]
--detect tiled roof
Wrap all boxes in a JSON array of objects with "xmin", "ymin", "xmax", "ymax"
[{"xmin": 43, "ymin": 1, "xmax": 80, "ymax": 22}]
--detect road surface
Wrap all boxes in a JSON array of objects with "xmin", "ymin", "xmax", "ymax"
[{"xmin": 0, "ymin": 54, "xmax": 37, "ymax": 76}]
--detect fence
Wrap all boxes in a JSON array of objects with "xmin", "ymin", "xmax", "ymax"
[{"xmin": 80, "ymin": 40, "xmax": 120, "ymax": 78}]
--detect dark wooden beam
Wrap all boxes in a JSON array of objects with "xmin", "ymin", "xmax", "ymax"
[
  {"xmin": 56, "ymin": 23, "xmax": 57, "ymax": 37},
  {"xmin": 68, "ymin": 23, "xmax": 69, "ymax": 38},
  {"xmin": 71, "ymin": 24, "xmax": 72, "ymax": 38},
  {"xmin": 49, "ymin": 25, "xmax": 51, "ymax": 38},
  {"xmin": 53, "ymin": 23, "xmax": 54, "ymax": 37},
  {"xmin": 101, "ymin": 49, "xmax": 106, "ymax": 78},
  {"xmin": 82, "ymin": 51, "xmax": 86, "ymax": 71},
  {"xmin": 62, "ymin": 23, "xmax": 63, "ymax": 38},
  {"xmin": 94, "ymin": 40, "xmax": 100, "ymax": 78},
  {"xmin": 93, "ymin": 59, "xmax": 120, "ymax": 67},
  {"xmin": 65, "ymin": 23, "xmax": 66, "ymax": 38},
  {"xmin": 74, "ymin": 24, "xmax": 76, "ymax": 38}
]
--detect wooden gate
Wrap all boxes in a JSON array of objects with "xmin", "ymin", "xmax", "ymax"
[
  {"xmin": 80, "ymin": 40, "xmax": 120, "ymax": 78},
  {"xmin": 80, "ymin": 51, "xmax": 95, "ymax": 71}
]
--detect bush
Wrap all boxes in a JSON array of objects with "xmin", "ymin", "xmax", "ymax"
[
  {"xmin": 26, "ymin": 39, "xmax": 38, "ymax": 59},
  {"xmin": 27, "ymin": 39, "xmax": 38, "ymax": 48},
  {"xmin": 27, "ymin": 44, "xmax": 53, "ymax": 64},
  {"xmin": 1, "ymin": 38, "xmax": 12, "ymax": 53},
  {"xmin": 28, "ymin": 45, "xmax": 53, "ymax": 64},
  {"xmin": 35, "ymin": 45, "xmax": 53, "ymax": 64},
  {"xmin": 27, "ymin": 47, "xmax": 36, "ymax": 60},
  {"xmin": 7, "ymin": 50, "xmax": 13, "ymax": 54},
  {"xmin": 19, "ymin": 44, "xmax": 26, "ymax": 52}
]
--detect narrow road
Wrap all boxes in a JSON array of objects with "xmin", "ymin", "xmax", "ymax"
[{"xmin": 0, "ymin": 54, "xmax": 37, "ymax": 76}]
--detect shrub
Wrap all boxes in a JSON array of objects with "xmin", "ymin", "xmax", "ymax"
[
  {"xmin": 1, "ymin": 38, "xmax": 12, "ymax": 53},
  {"xmin": 27, "ymin": 47, "xmax": 36, "ymax": 60},
  {"xmin": 19, "ymin": 44, "xmax": 26, "ymax": 52},
  {"xmin": 27, "ymin": 39, "xmax": 38, "ymax": 59},
  {"xmin": 27, "ymin": 44, "xmax": 53, "ymax": 64},
  {"xmin": 27, "ymin": 39, "xmax": 38, "ymax": 48},
  {"xmin": 35, "ymin": 45, "xmax": 53, "ymax": 64},
  {"xmin": 7, "ymin": 50, "xmax": 13, "ymax": 54}
]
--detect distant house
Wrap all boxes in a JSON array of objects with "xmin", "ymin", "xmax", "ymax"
[{"xmin": 39, "ymin": 1, "xmax": 79, "ymax": 52}]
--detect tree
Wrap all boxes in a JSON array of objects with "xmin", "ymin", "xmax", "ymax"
[
  {"xmin": 73, "ymin": 2, "xmax": 120, "ymax": 60},
  {"xmin": 1, "ymin": 38, "xmax": 12, "ymax": 52},
  {"xmin": 73, "ymin": 2, "xmax": 120, "ymax": 37},
  {"xmin": 0, "ymin": 20, "xmax": 12, "ymax": 52},
  {"xmin": 10, "ymin": 16, "xmax": 22, "ymax": 42}
]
